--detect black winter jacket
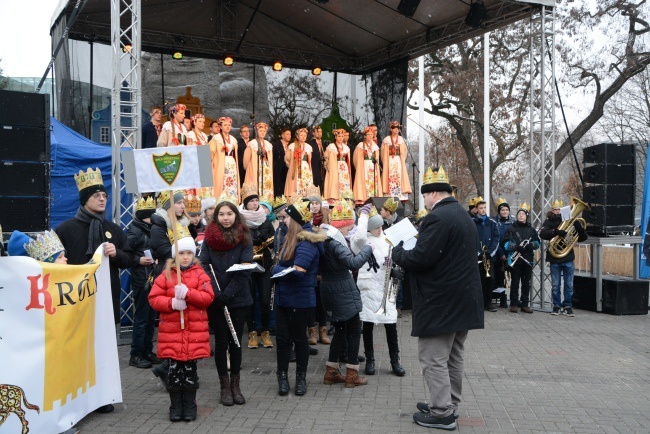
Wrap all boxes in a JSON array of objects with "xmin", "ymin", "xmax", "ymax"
[
  {"xmin": 474, "ymin": 215, "xmax": 499, "ymax": 261},
  {"xmin": 250, "ymin": 219, "xmax": 275, "ymax": 269},
  {"xmin": 502, "ymin": 221, "xmax": 541, "ymax": 266},
  {"xmin": 126, "ymin": 219, "xmax": 153, "ymax": 288},
  {"xmin": 539, "ymin": 213, "xmax": 588, "ymax": 263}
]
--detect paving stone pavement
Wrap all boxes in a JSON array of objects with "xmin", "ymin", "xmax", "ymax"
[{"xmin": 76, "ymin": 307, "xmax": 650, "ymax": 433}]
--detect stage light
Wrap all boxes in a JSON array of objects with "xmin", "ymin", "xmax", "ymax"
[
  {"xmin": 272, "ymin": 61, "xmax": 283, "ymax": 72},
  {"xmin": 311, "ymin": 67, "xmax": 322, "ymax": 76},
  {"xmin": 224, "ymin": 56, "xmax": 234, "ymax": 66},
  {"xmin": 172, "ymin": 51, "xmax": 183, "ymax": 60},
  {"xmin": 465, "ymin": 1, "xmax": 488, "ymax": 29},
  {"xmin": 122, "ymin": 43, "xmax": 132, "ymax": 53}
]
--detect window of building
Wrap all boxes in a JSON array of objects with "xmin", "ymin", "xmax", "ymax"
[{"xmin": 100, "ymin": 126, "xmax": 110, "ymax": 143}]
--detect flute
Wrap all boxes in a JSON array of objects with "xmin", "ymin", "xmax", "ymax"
[{"xmin": 209, "ymin": 264, "xmax": 241, "ymax": 348}]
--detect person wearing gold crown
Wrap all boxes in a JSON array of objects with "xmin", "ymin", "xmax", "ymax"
[
  {"xmin": 380, "ymin": 196, "xmax": 403, "ymax": 231},
  {"xmin": 467, "ymin": 196, "xmax": 479, "ymax": 218},
  {"xmin": 284, "ymin": 127, "xmax": 314, "ymax": 199},
  {"xmin": 540, "ymin": 198, "xmax": 588, "ymax": 317},
  {"xmin": 391, "ymin": 166, "xmax": 483, "ymax": 430},
  {"xmin": 473, "ymin": 196, "xmax": 500, "ymax": 312},
  {"xmin": 493, "ymin": 198, "xmax": 514, "ymax": 308},
  {"xmin": 239, "ymin": 183, "xmax": 275, "ymax": 349},
  {"xmin": 380, "ymin": 121, "xmax": 412, "ymax": 201},
  {"xmin": 502, "ymin": 203, "xmax": 540, "ymax": 314},
  {"xmin": 126, "ymin": 197, "xmax": 158, "ymax": 369},
  {"xmin": 243, "ymin": 122, "xmax": 274, "ymax": 202},
  {"xmin": 7, "ymin": 230, "xmax": 68, "ymax": 263},
  {"xmin": 209, "ymin": 116, "xmax": 241, "ymax": 202},
  {"xmin": 185, "ymin": 195, "xmax": 205, "ymax": 244},
  {"xmin": 350, "ymin": 201, "xmax": 406, "ymax": 377},
  {"xmin": 271, "ymin": 197, "xmax": 326, "ymax": 396},
  {"xmin": 200, "ymin": 192, "xmax": 253, "ymax": 406},
  {"xmin": 352, "ymin": 126, "xmax": 383, "ymax": 205},
  {"xmin": 158, "ymin": 103, "xmax": 188, "ymax": 147},
  {"xmin": 319, "ymin": 200, "xmax": 374, "ymax": 388},
  {"xmin": 150, "ymin": 191, "xmax": 190, "ymax": 278},
  {"xmin": 55, "ymin": 168, "xmax": 135, "ymax": 414},
  {"xmin": 323, "ymin": 129, "xmax": 352, "ymax": 202}
]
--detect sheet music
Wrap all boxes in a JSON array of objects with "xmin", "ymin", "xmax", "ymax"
[
  {"xmin": 226, "ymin": 263, "xmax": 265, "ymax": 273},
  {"xmin": 271, "ymin": 267, "xmax": 295, "ymax": 279},
  {"xmin": 560, "ymin": 205, "xmax": 571, "ymax": 221},
  {"xmin": 384, "ymin": 218, "xmax": 419, "ymax": 247}
]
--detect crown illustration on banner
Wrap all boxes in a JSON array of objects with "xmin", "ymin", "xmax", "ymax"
[
  {"xmin": 74, "ymin": 167, "xmax": 104, "ymax": 192},
  {"xmin": 167, "ymin": 224, "xmax": 193, "ymax": 245},
  {"xmin": 24, "ymin": 230, "xmax": 65, "ymax": 262},
  {"xmin": 340, "ymin": 189, "xmax": 354, "ymax": 202},
  {"xmin": 496, "ymin": 197, "xmax": 508, "ymax": 207},
  {"xmin": 216, "ymin": 190, "xmax": 239, "ymax": 207},
  {"xmin": 185, "ymin": 195, "xmax": 202, "ymax": 214},
  {"xmin": 157, "ymin": 190, "xmax": 185, "ymax": 209},
  {"xmin": 422, "ymin": 166, "xmax": 449, "ymax": 186},
  {"xmin": 136, "ymin": 196, "xmax": 156, "ymax": 211},
  {"xmin": 241, "ymin": 183, "xmax": 258, "ymax": 201},
  {"xmin": 474, "ymin": 196, "xmax": 485, "ymax": 205},
  {"xmin": 383, "ymin": 197, "xmax": 398, "ymax": 213},
  {"xmin": 290, "ymin": 196, "xmax": 312, "ymax": 222},
  {"xmin": 330, "ymin": 200, "xmax": 354, "ymax": 221},
  {"xmin": 519, "ymin": 202, "xmax": 531, "ymax": 212},
  {"xmin": 552, "ymin": 199, "xmax": 564, "ymax": 209}
]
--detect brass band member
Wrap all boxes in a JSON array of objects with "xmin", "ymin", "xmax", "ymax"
[
  {"xmin": 473, "ymin": 197, "xmax": 499, "ymax": 312},
  {"xmin": 352, "ymin": 126, "xmax": 383, "ymax": 205}
]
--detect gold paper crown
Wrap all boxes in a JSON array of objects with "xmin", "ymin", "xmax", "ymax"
[
  {"xmin": 368, "ymin": 206, "xmax": 379, "ymax": 219},
  {"xmin": 422, "ymin": 166, "xmax": 449, "ymax": 186},
  {"xmin": 329, "ymin": 200, "xmax": 354, "ymax": 221},
  {"xmin": 74, "ymin": 168, "xmax": 104, "ymax": 192},
  {"xmin": 216, "ymin": 190, "xmax": 239, "ymax": 207},
  {"xmin": 496, "ymin": 197, "xmax": 508, "ymax": 207},
  {"xmin": 383, "ymin": 197, "xmax": 398, "ymax": 213},
  {"xmin": 272, "ymin": 195, "xmax": 288, "ymax": 208},
  {"xmin": 468, "ymin": 197, "xmax": 478, "ymax": 207},
  {"xmin": 290, "ymin": 196, "xmax": 312, "ymax": 222},
  {"xmin": 24, "ymin": 230, "xmax": 65, "ymax": 262},
  {"xmin": 136, "ymin": 196, "xmax": 156, "ymax": 211},
  {"xmin": 241, "ymin": 183, "xmax": 258, "ymax": 201},
  {"xmin": 519, "ymin": 202, "xmax": 530, "ymax": 212},
  {"xmin": 416, "ymin": 209, "xmax": 429, "ymax": 221},
  {"xmin": 340, "ymin": 189, "xmax": 354, "ymax": 201},
  {"xmin": 552, "ymin": 199, "xmax": 564, "ymax": 209},
  {"xmin": 167, "ymin": 224, "xmax": 193, "ymax": 245},
  {"xmin": 157, "ymin": 190, "xmax": 185, "ymax": 209},
  {"xmin": 306, "ymin": 185, "xmax": 321, "ymax": 200},
  {"xmin": 186, "ymin": 195, "xmax": 202, "ymax": 214},
  {"xmin": 474, "ymin": 196, "xmax": 485, "ymax": 204}
]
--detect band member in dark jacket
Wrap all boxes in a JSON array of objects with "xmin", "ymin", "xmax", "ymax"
[
  {"xmin": 539, "ymin": 198, "xmax": 588, "ymax": 317},
  {"xmin": 309, "ymin": 125, "xmax": 328, "ymax": 194},
  {"xmin": 502, "ymin": 203, "xmax": 540, "ymax": 313},
  {"xmin": 392, "ymin": 166, "xmax": 483, "ymax": 430},
  {"xmin": 494, "ymin": 198, "xmax": 514, "ymax": 307},
  {"xmin": 474, "ymin": 198, "xmax": 499, "ymax": 312}
]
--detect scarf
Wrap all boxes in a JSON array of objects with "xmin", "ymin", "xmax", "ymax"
[
  {"xmin": 239, "ymin": 205, "xmax": 267, "ymax": 229},
  {"xmin": 205, "ymin": 222, "xmax": 244, "ymax": 251},
  {"xmin": 74, "ymin": 206, "xmax": 106, "ymax": 256},
  {"xmin": 154, "ymin": 208, "xmax": 190, "ymax": 229}
]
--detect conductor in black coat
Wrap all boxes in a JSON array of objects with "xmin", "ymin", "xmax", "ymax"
[{"xmin": 391, "ymin": 167, "xmax": 483, "ymax": 430}]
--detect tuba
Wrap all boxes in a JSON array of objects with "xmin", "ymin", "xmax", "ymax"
[{"xmin": 548, "ymin": 196, "xmax": 589, "ymax": 259}]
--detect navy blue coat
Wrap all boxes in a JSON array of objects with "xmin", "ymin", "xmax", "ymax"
[
  {"xmin": 495, "ymin": 215, "xmax": 514, "ymax": 259},
  {"xmin": 474, "ymin": 215, "xmax": 499, "ymax": 261}
]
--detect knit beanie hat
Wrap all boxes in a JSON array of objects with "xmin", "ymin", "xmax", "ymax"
[
  {"xmin": 367, "ymin": 213, "xmax": 384, "ymax": 231},
  {"xmin": 201, "ymin": 197, "xmax": 217, "ymax": 214}
]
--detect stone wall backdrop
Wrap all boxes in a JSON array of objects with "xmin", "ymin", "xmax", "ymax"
[{"xmin": 141, "ymin": 53, "xmax": 269, "ymax": 132}]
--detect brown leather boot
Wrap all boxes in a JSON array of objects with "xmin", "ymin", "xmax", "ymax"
[
  {"xmin": 344, "ymin": 365, "xmax": 368, "ymax": 388},
  {"xmin": 230, "ymin": 374, "xmax": 245, "ymax": 405},
  {"xmin": 219, "ymin": 375, "xmax": 234, "ymax": 406},
  {"xmin": 308, "ymin": 327, "xmax": 317, "ymax": 345},
  {"xmin": 323, "ymin": 363, "xmax": 345, "ymax": 384},
  {"xmin": 319, "ymin": 326, "xmax": 331, "ymax": 344}
]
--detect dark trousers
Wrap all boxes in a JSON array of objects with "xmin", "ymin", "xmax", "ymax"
[
  {"xmin": 362, "ymin": 321, "xmax": 399, "ymax": 358},
  {"xmin": 247, "ymin": 271, "xmax": 271, "ymax": 332},
  {"xmin": 168, "ymin": 359, "xmax": 199, "ymax": 390},
  {"xmin": 493, "ymin": 259, "xmax": 508, "ymax": 304},
  {"xmin": 479, "ymin": 261, "xmax": 494, "ymax": 307},
  {"xmin": 275, "ymin": 306, "xmax": 310, "ymax": 372},
  {"xmin": 510, "ymin": 260, "xmax": 533, "ymax": 307},
  {"xmin": 329, "ymin": 314, "xmax": 362, "ymax": 365},
  {"xmin": 208, "ymin": 304, "xmax": 247, "ymax": 377},
  {"xmin": 308, "ymin": 282, "xmax": 327, "ymax": 328},
  {"xmin": 130, "ymin": 282, "xmax": 157, "ymax": 357}
]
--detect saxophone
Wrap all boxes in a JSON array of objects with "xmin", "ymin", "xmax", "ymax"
[{"xmin": 253, "ymin": 236, "xmax": 274, "ymax": 262}]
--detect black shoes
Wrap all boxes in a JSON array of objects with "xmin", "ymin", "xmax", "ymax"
[
  {"xmin": 143, "ymin": 352, "xmax": 162, "ymax": 364},
  {"xmin": 413, "ymin": 412, "xmax": 457, "ymax": 430},
  {"xmin": 364, "ymin": 357, "xmax": 376, "ymax": 375},
  {"xmin": 309, "ymin": 347, "xmax": 319, "ymax": 356},
  {"xmin": 152, "ymin": 360, "xmax": 169, "ymax": 389},
  {"xmin": 182, "ymin": 389, "xmax": 197, "ymax": 422},
  {"xmin": 295, "ymin": 371, "xmax": 307, "ymax": 396},
  {"xmin": 168, "ymin": 391, "xmax": 183, "ymax": 422},
  {"xmin": 551, "ymin": 306, "xmax": 562, "ymax": 315},
  {"xmin": 417, "ymin": 402, "xmax": 459, "ymax": 419},
  {"xmin": 94, "ymin": 404, "xmax": 114, "ymax": 414},
  {"xmin": 484, "ymin": 304, "xmax": 497, "ymax": 312},
  {"xmin": 390, "ymin": 355, "xmax": 406, "ymax": 377},
  {"xmin": 563, "ymin": 307, "xmax": 575, "ymax": 317},
  {"xmin": 129, "ymin": 355, "xmax": 152, "ymax": 369},
  {"xmin": 277, "ymin": 371, "xmax": 290, "ymax": 396}
]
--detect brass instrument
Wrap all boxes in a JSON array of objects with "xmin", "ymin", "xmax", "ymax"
[
  {"xmin": 481, "ymin": 245, "xmax": 491, "ymax": 278},
  {"xmin": 253, "ymin": 236, "xmax": 274, "ymax": 262},
  {"xmin": 376, "ymin": 244, "xmax": 400, "ymax": 316},
  {"xmin": 548, "ymin": 197, "xmax": 589, "ymax": 259},
  {"xmin": 508, "ymin": 238, "xmax": 532, "ymax": 267}
]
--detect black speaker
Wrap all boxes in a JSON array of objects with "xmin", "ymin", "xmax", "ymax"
[
  {"xmin": 0, "ymin": 125, "xmax": 50, "ymax": 162},
  {"xmin": 583, "ymin": 185, "xmax": 634, "ymax": 206},
  {"xmin": 572, "ymin": 275, "xmax": 598, "ymax": 312},
  {"xmin": 0, "ymin": 197, "xmax": 50, "ymax": 232},
  {"xmin": 583, "ymin": 164, "xmax": 635, "ymax": 184},
  {"xmin": 602, "ymin": 278, "xmax": 649, "ymax": 315},
  {"xmin": 0, "ymin": 90, "xmax": 50, "ymax": 128},
  {"xmin": 0, "ymin": 162, "xmax": 49, "ymax": 196},
  {"xmin": 583, "ymin": 143, "xmax": 635, "ymax": 165},
  {"xmin": 584, "ymin": 205, "xmax": 634, "ymax": 227}
]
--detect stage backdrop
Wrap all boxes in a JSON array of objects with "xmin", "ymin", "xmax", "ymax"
[{"xmin": 0, "ymin": 247, "xmax": 122, "ymax": 433}]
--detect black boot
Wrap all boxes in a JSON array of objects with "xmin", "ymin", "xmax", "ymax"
[
  {"xmin": 230, "ymin": 374, "xmax": 245, "ymax": 405},
  {"xmin": 277, "ymin": 371, "xmax": 290, "ymax": 396},
  {"xmin": 385, "ymin": 324, "xmax": 405, "ymax": 376},
  {"xmin": 168, "ymin": 389, "xmax": 183, "ymax": 422},
  {"xmin": 295, "ymin": 370, "xmax": 307, "ymax": 396},
  {"xmin": 182, "ymin": 388, "xmax": 197, "ymax": 422},
  {"xmin": 390, "ymin": 354, "xmax": 406, "ymax": 377},
  {"xmin": 364, "ymin": 351, "xmax": 376, "ymax": 375},
  {"xmin": 153, "ymin": 359, "xmax": 170, "ymax": 389}
]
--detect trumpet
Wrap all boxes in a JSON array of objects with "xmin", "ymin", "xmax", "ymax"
[
  {"xmin": 481, "ymin": 245, "xmax": 491, "ymax": 278},
  {"xmin": 253, "ymin": 236, "xmax": 274, "ymax": 262}
]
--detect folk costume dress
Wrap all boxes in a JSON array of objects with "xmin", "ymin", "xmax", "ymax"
[
  {"xmin": 284, "ymin": 141, "xmax": 314, "ymax": 198},
  {"xmin": 243, "ymin": 138, "xmax": 274, "ymax": 202},
  {"xmin": 157, "ymin": 120, "xmax": 188, "ymax": 147},
  {"xmin": 186, "ymin": 129, "xmax": 208, "ymax": 146},
  {"xmin": 323, "ymin": 143, "xmax": 352, "ymax": 201},
  {"xmin": 380, "ymin": 135, "xmax": 411, "ymax": 200},
  {"xmin": 209, "ymin": 133, "xmax": 240, "ymax": 201},
  {"xmin": 352, "ymin": 141, "xmax": 382, "ymax": 203}
]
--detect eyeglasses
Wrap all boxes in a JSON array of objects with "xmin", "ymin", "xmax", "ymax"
[{"xmin": 91, "ymin": 192, "xmax": 109, "ymax": 201}]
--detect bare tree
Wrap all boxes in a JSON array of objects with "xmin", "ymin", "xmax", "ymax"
[{"xmin": 0, "ymin": 59, "xmax": 8, "ymax": 90}]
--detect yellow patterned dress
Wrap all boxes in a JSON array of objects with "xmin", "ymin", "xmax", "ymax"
[
  {"xmin": 284, "ymin": 142, "xmax": 314, "ymax": 198},
  {"xmin": 323, "ymin": 143, "xmax": 351, "ymax": 201},
  {"xmin": 380, "ymin": 135, "xmax": 411, "ymax": 201}
]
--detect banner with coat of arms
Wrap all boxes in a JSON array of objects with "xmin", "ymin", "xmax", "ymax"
[{"xmin": 0, "ymin": 247, "xmax": 122, "ymax": 433}]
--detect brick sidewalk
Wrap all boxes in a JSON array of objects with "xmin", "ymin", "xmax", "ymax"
[{"xmin": 76, "ymin": 308, "xmax": 650, "ymax": 433}]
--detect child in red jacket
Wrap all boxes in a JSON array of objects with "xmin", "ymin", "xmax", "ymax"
[{"xmin": 149, "ymin": 228, "xmax": 214, "ymax": 422}]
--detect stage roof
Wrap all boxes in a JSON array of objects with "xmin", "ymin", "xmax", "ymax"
[{"xmin": 52, "ymin": 0, "xmax": 554, "ymax": 74}]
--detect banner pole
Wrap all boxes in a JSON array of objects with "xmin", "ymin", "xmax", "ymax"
[{"xmin": 168, "ymin": 190, "xmax": 185, "ymax": 329}]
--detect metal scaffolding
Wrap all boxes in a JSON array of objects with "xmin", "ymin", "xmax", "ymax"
[
  {"xmin": 111, "ymin": 0, "xmax": 141, "ymax": 336},
  {"xmin": 529, "ymin": 5, "xmax": 556, "ymax": 310}
]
